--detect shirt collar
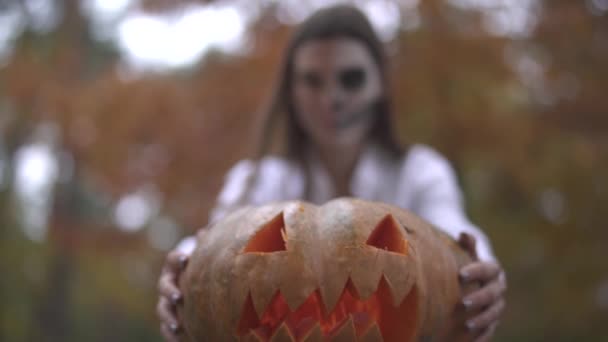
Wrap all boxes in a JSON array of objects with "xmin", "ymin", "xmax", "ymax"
[{"xmin": 306, "ymin": 143, "xmax": 392, "ymax": 203}]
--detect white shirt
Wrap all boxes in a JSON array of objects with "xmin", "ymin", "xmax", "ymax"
[{"xmin": 179, "ymin": 143, "xmax": 496, "ymax": 262}]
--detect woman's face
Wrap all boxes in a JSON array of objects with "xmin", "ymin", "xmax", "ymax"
[{"xmin": 291, "ymin": 37, "xmax": 383, "ymax": 149}]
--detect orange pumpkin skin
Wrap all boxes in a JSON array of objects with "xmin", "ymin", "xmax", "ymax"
[{"xmin": 178, "ymin": 198, "xmax": 478, "ymax": 342}]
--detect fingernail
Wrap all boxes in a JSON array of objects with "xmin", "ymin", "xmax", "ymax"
[
  {"xmin": 178, "ymin": 255, "xmax": 188, "ymax": 269},
  {"xmin": 466, "ymin": 320, "xmax": 475, "ymax": 331},
  {"xmin": 170, "ymin": 323, "xmax": 179, "ymax": 333},
  {"xmin": 171, "ymin": 293, "xmax": 182, "ymax": 305},
  {"xmin": 460, "ymin": 270, "xmax": 470, "ymax": 280},
  {"xmin": 462, "ymin": 299, "xmax": 473, "ymax": 309}
]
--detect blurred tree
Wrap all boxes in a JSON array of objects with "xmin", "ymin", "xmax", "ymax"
[{"xmin": 0, "ymin": 0, "xmax": 607, "ymax": 341}]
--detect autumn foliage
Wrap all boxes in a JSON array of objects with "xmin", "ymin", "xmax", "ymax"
[{"xmin": 0, "ymin": 1, "xmax": 607, "ymax": 341}]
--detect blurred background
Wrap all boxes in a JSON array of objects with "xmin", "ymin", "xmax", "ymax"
[{"xmin": 0, "ymin": 0, "xmax": 607, "ymax": 341}]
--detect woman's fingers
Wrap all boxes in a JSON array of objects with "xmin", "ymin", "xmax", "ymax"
[
  {"xmin": 458, "ymin": 261, "xmax": 507, "ymax": 339},
  {"xmin": 458, "ymin": 233, "xmax": 478, "ymax": 260},
  {"xmin": 158, "ymin": 250, "xmax": 189, "ymax": 341},
  {"xmin": 158, "ymin": 251, "xmax": 188, "ymax": 300},
  {"xmin": 462, "ymin": 276, "xmax": 507, "ymax": 311},
  {"xmin": 167, "ymin": 251, "xmax": 189, "ymax": 273},
  {"xmin": 158, "ymin": 270, "xmax": 182, "ymax": 303},
  {"xmin": 160, "ymin": 322, "xmax": 180, "ymax": 342},
  {"xmin": 460, "ymin": 262, "xmax": 501, "ymax": 284},
  {"xmin": 467, "ymin": 298, "xmax": 505, "ymax": 333},
  {"xmin": 157, "ymin": 296, "xmax": 178, "ymax": 328},
  {"xmin": 158, "ymin": 297, "xmax": 181, "ymax": 341},
  {"xmin": 473, "ymin": 322, "xmax": 499, "ymax": 342}
]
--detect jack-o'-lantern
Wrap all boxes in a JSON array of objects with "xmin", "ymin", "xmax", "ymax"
[{"xmin": 178, "ymin": 198, "xmax": 478, "ymax": 341}]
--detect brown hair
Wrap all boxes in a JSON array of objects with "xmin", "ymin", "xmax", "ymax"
[
  {"xmin": 232, "ymin": 5, "xmax": 406, "ymax": 205},
  {"xmin": 257, "ymin": 4, "xmax": 405, "ymax": 161}
]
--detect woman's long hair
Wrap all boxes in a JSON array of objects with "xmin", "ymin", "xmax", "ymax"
[
  {"xmin": 258, "ymin": 4, "xmax": 404, "ymax": 161},
  {"xmin": 233, "ymin": 5, "xmax": 406, "ymax": 206}
]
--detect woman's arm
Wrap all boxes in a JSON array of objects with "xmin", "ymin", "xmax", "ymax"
[
  {"xmin": 405, "ymin": 145, "xmax": 495, "ymax": 261},
  {"xmin": 402, "ymin": 145, "xmax": 506, "ymax": 341}
]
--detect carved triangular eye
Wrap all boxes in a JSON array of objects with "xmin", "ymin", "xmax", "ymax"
[
  {"xmin": 243, "ymin": 213, "xmax": 287, "ymax": 253},
  {"xmin": 366, "ymin": 214, "xmax": 408, "ymax": 255}
]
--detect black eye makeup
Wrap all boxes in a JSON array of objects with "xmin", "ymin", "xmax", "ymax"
[
  {"xmin": 296, "ymin": 66, "xmax": 367, "ymax": 92},
  {"xmin": 339, "ymin": 67, "xmax": 366, "ymax": 91},
  {"xmin": 299, "ymin": 72, "xmax": 323, "ymax": 90}
]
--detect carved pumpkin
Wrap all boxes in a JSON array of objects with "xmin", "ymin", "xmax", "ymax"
[{"xmin": 178, "ymin": 198, "xmax": 477, "ymax": 341}]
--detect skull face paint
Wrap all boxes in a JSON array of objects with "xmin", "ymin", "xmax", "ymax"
[{"xmin": 291, "ymin": 37, "xmax": 384, "ymax": 148}]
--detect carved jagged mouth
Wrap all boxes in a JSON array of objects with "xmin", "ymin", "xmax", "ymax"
[{"xmin": 237, "ymin": 276, "xmax": 418, "ymax": 342}]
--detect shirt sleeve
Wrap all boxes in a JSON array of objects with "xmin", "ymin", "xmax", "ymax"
[
  {"xmin": 404, "ymin": 146, "xmax": 497, "ymax": 262},
  {"xmin": 208, "ymin": 160, "xmax": 256, "ymax": 224}
]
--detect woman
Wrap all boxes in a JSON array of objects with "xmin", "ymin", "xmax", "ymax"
[{"xmin": 158, "ymin": 5, "xmax": 506, "ymax": 341}]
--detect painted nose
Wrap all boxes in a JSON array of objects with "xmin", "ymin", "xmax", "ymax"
[{"xmin": 323, "ymin": 85, "xmax": 345, "ymax": 114}]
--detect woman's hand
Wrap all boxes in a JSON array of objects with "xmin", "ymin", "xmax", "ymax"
[
  {"xmin": 458, "ymin": 234, "xmax": 507, "ymax": 342},
  {"xmin": 157, "ymin": 250, "xmax": 189, "ymax": 342}
]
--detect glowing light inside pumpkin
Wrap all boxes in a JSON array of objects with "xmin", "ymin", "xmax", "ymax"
[
  {"xmin": 237, "ymin": 277, "xmax": 418, "ymax": 341},
  {"xmin": 237, "ymin": 213, "xmax": 416, "ymax": 341}
]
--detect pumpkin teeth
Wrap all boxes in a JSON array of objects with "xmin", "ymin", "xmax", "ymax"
[
  {"xmin": 237, "ymin": 292, "xmax": 262, "ymax": 336},
  {"xmin": 348, "ymin": 249, "xmax": 385, "ymax": 301},
  {"xmin": 251, "ymin": 282, "xmax": 282, "ymax": 318},
  {"xmin": 278, "ymin": 268, "xmax": 319, "ymax": 312},
  {"xmin": 240, "ymin": 331, "xmax": 264, "ymax": 342},
  {"xmin": 359, "ymin": 323, "xmax": 383, "ymax": 342},
  {"xmin": 328, "ymin": 316, "xmax": 356, "ymax": 341},
  {"xmin": 300, "ymin": 323, "xmax": 323, "ymax": 342},
  {"xmin": 269, "ymin": 322, "xmax": 295, "ymax": 341},
  {"xmin": 239, "ymin": 276, "xmax": 419, "ymax": 341},
  {"xmin": 379, "ymin": 258, "xmax": 417, "ymax": 307}
]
